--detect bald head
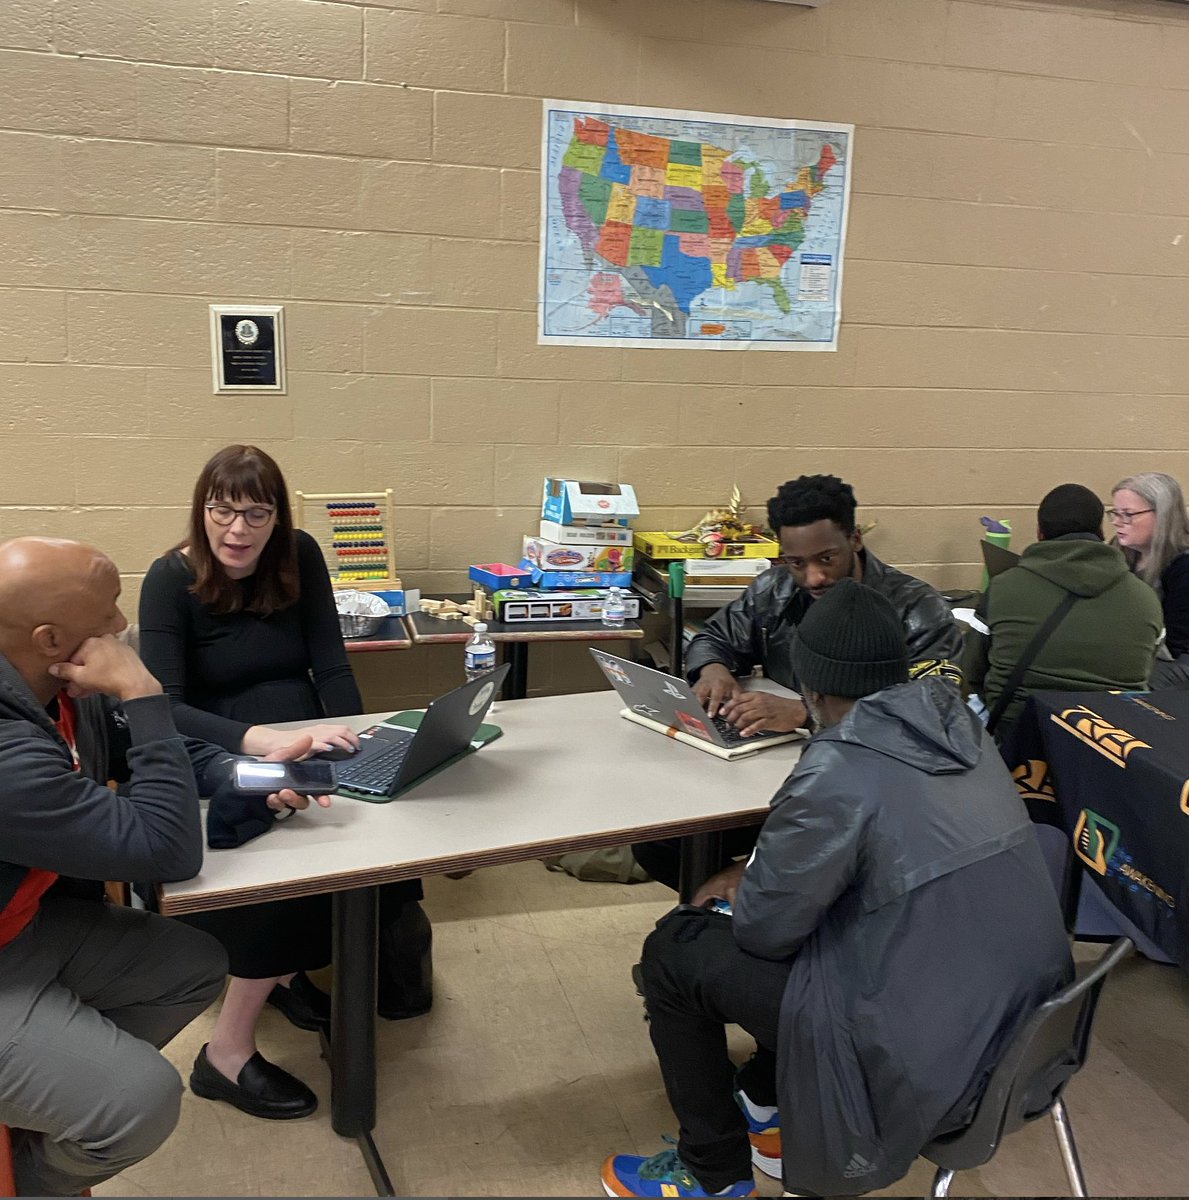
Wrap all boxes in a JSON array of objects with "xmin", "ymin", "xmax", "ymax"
[{"xmin": 0, "ymin": 538, "xmax": 127, "ymax": 697}]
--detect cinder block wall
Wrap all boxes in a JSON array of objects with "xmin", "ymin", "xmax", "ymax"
[{"xmin": 1, "ymin": 0, "xmax": 1187, "ymax": 708}]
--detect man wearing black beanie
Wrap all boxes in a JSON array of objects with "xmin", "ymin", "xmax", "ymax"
[{"xmin": 603, "ymin": 580, "xmax": 1072, "ymax": 1200}]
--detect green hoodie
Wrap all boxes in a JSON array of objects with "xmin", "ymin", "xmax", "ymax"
[{"xmin": 963, "ymin": 534, "xmax": 1163, "ymax": 731}]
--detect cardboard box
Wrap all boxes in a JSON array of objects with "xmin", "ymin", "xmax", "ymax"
[
  {"xmin": 366, "ymin": 588, "xmax": 406, "ymax": 615},
  {"xmin": 494, "ymin": 588, "xmax": 641, "ymax": 623},
  {"xmin": 684, "ymin": 558, "xmax": 770, "ymax": 577},
  {"xmin": 517, "ymin": 558, "xmax": 633, "ymax": 590},
  {"xmin": 468, "ymin": 563, "xmax": 533, "ymax": 590},
  {"xmin": 538, "ymin": 520, "xmax": 633, "ymax": 546},
  {"xmin": 541, "ymin": 478, "xmax": 639, "ymax": 526},
  {"xmin": 633, "ymin": 530, "xmax": 780, "ymax": 560},
  {"xmin": 522, "ymin": 536, "xmax": 635, "ymax": 573}
]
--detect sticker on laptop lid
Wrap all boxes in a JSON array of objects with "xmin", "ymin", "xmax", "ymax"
[
  {"xmin": 598, "ymin": 656, "xmax": 633, "ymax": 685},
  {"xmin": 675, "ymin": 710, "xmax": 712, "ymax": 741},
  {"xmin": 469, "ymin": 680, "xmax": 496, "ymax": 716}
]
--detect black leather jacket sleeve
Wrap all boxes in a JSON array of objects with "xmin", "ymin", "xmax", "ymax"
[
  {"xmin": 684, "ymin": 577, "xmax": 766, "ymax": 680},
  {"xmin": 896, "ymin": 577, "xmax": 965, "ymax": 685}
]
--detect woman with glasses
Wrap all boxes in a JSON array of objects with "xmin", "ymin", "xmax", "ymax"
[
  {"xmin": 1109, "ymin": 472, "xmax": 1189, "ymax": 687},
  {"xmin": 138, "ymin": 445, "xmax": 429, "ymax": 1121}
]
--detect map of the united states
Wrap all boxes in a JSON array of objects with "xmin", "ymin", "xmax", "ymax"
[
  {"xmin": 561, "ymin": 114, "xmax": 834, "ymax": 334},
  {"xmin": 540, "ymin": 105, "xmax": 852, "ymax": 349}
]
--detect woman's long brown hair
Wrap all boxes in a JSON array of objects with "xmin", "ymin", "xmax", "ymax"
[{"xmin": 179, "ymin": 444, "xmax": 300, "ymax": 616}]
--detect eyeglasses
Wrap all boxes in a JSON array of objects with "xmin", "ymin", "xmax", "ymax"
[
  {"xmin": 1106, "ymin": 507, "xmax": 1154, "ymax": 525},
  {"xmin": 205, "ymin": 502, "xmax": 276, "ymax": 528}
]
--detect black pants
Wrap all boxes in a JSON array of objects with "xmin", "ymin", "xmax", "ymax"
[
  {"xmin": 1150, "ymin": 653, "xmax": 1189, "ymax": 688},
  {"xmin": 640, "ymin": 906, "xmax": 791, "ymax": 1192},
  {"xmin": 632, "ymin": 826, "xmax": 762, "ymax": 893}
]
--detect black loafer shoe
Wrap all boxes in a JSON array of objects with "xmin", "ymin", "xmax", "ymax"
[
  {"xmin": 266, "ymin": 971, "xmax": 331, "ymax": 1033},
  {"xmin": 189, "ymin": 1044, "xmax": 318, "ymax": 1120}
]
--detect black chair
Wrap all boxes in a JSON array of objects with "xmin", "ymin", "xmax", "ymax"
[{"xmin": 923, "ymin": 937, "xmax": 1133, "ymax": 1198}]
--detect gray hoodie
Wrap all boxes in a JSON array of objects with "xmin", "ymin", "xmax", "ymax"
[
  {"xmin": 0, "ymin": 652, "xmax": 231, "ymax": 934},
  {"xmin": 734, "ymin": 678, "xmax": 1072, "ymax": 1195}
]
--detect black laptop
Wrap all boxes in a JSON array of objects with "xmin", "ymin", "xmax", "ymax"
[
  {"xmin": 328, "ymin": 665, "xmax": 509, "ymax": 799},
  {"xmin": 980, "ymin": 539, "xmax": 1021, "ymax": 579}
]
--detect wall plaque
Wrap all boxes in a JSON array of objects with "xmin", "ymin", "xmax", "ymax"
[{"xmin": 209, "ymin": 304, "xmax": 286, "ymax": 393}]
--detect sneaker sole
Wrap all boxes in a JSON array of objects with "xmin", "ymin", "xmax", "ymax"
[
  {"xmin": 189, "ymin": 1075, "xmax": 318, "ymax": 1120},
  {"xmin": 750, "ymin": 1143, "xmax": 781, "ymax": 1179},
  {"xmin": 600, "ymin": 1162, "xmax": 758, "ymax": 1198}
]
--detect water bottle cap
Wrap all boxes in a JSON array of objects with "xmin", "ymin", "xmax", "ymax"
[{"xmin": 474, "ymin": 622, "xmax": 488, "ymax": 633}]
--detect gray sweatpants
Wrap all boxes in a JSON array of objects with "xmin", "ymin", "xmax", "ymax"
[{"xmin": 0, "ymin": 896, "xmax": 226, "ymax": 1196}]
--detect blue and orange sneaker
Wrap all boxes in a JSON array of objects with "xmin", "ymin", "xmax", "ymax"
[
  {"xmin": 734, "ymin": 1089, "xmax": 781, "ymax": 1179},
  {"xmin": 601, "ymin": 1144, "xmax": 756, "ymax": 1198}
]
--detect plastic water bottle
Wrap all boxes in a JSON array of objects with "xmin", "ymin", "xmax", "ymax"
[
  {"xmin": 602, "ymin": 586, "xmax": 627, "ymax": 629},
  {"xmin": 464, "ymin": 622, "xmax": 498, "ymax": 713}
]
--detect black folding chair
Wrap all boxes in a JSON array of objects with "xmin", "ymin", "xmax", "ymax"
[{"xmin": 923, "ymin": 937, "xmax": 1133, "ymax": 1198}]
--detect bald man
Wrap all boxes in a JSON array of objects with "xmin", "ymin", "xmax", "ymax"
[{"xmin": 0, "ymin": 537, "xmax": 231, "ymax": 1196}]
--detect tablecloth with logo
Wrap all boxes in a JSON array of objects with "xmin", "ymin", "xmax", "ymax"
[{"xmin": 1004, "ymin": 688, "xmax": 1189, "ymax": 970}]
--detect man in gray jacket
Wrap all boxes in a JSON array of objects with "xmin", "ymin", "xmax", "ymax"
[
  {"xmin": 602, "ymin": 580, "xmax": 1071, "ymax": 1199},
  {"xmin": 0, "ymin": 537, "xmax": 323, "ymax": 1195}
]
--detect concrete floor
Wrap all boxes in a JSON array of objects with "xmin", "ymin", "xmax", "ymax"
[{"xmin": 95, "ymin": 862, "xmax": 1189, "ymax": 1197}]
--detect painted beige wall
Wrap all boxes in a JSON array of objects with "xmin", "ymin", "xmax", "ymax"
[{"xmin": 1, "ymin": 0, "xmax": 1187, "ymax": 705}]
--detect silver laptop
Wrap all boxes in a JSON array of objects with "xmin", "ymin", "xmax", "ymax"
[{"xmin": 590, "ymin": 650, "xmax": 805, "ymax": 760}]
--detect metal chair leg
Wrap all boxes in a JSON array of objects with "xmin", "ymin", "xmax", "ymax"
[
  {"xmin": 1050, "ymin": 1099, "xmax": 1088, "ymax": 1198},
  {"xmin": 930, "ymin": 1167, "xmax": 955, "ymax": 1197}
]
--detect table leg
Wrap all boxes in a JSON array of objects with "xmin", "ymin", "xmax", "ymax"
[
  {"xmin": 505, "ymin": 642, "xmax": 529, "ymax": 700},
  {"xmin": 331, "ymin": 886, "xmax": 394, "ymax": 1197},
  {"xmin": 1058, "ymin": 844, "xmax": 1085, "ymax": 935},
  {"xmin": 678, "ymin": 832, "xmax": 723, "ymax": 904},
  {"xmin": 669, "ymin": 595, "xmax": 684, "ymax": 679}
]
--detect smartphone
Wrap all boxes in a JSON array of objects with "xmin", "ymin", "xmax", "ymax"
[{"xmin": 232, "ymin": 759, "xmax": 338, "ymax": 796}]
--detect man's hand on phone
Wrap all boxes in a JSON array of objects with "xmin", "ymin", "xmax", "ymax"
[
  {"xmin": 692, "ymin": 663, "xmax": 742, "ymax": 718},
  {"xmin": 691, "ymin": 860, "xmax": 747, "ymax": 909},
  {"xmin": 49, "ymin": 635, "xmax": 163, "ymax": 703},
  {"xmin": 262, "ymin": 735, "xmax": 334, "ymax": 812}
]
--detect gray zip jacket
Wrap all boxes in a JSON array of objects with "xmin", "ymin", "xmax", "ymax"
[
  {"xmin": 734, "ymin": 679, "xmax": 1072, "ymax": 1195},
  {"xmin": 0, "ymin": 652, "xmax": 232, "ymax": 926}
]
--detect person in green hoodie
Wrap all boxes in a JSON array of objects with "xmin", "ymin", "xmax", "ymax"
[{"xmin": 963, "ymin": 483, "xmax": 1163, "ymax": 740}]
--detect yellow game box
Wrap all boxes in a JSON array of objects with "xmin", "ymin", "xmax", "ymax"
[{"xmin": 633, "ymin": 531, "xmax": 780, "ymax": 560}]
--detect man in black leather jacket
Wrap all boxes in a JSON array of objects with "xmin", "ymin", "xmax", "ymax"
[
  {"xmin": 634, "ymin": 475, "xmax": 963, "ymax": 890},
  {"xmin": 687, "ymin": 473, "xmax": 963, "ymax": 736}
]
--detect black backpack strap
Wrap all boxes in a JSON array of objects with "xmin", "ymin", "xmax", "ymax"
[{"xmin": 985, "ymin": 591, "xmax": 1080, "ymax": 736}]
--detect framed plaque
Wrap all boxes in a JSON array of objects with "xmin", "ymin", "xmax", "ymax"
[{"xmin": 209, "ymin": 304, "xmax": 286, "ymax": 393}]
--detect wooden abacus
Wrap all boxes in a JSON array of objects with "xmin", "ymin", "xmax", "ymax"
[{"xmin": 294, "ymin": 489, "xmax": 400, "ymax": 590}]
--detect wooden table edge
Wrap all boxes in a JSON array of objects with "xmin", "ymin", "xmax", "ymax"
[
  {"xmin": 408, "ymin": 626, "xmax": 645, "ymax": 645},
  {"xmin": 343, "ymin": 638, "xmax": 412, "ymax": 653},
  {"xmin": 158, "ymin": 807, "xmax": 765, "ymax": 916}
]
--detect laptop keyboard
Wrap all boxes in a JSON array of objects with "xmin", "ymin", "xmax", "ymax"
[
  {"xmin": 337, "ymin": 739, "xmax": 410, "ymax": 795},
  {"xmin": 711, "ymin": 715, "xmax": 784, "ymax": 746}
]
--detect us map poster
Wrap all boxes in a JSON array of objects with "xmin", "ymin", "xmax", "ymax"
[{"xmin": 539, "ymin": 100, "xmax": 854, "ymax": 352}]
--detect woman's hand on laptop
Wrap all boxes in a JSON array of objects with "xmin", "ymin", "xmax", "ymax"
[
  {"xmin": 720, "ymin": 693, "xmax": 807, "ymax": 737},
  {"xmin": 242, "ymin": 722, "xmax": 360, "ymax": 758},
  {"xmin": 693, "ymin": 663, "xmax": 742, "ymax": 717}
]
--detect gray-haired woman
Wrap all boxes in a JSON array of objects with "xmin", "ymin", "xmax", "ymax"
[{"xmin": 1110, "ymin": 471, "xmax": 1189, "ymax": 687}]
